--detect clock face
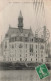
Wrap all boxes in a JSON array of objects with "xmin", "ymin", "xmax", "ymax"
[{"xmin": 19, "ymin": 44, "xmax": 23, "ymax": 48}]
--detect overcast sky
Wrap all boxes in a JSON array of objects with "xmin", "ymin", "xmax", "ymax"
[{"xmin": 0, "ymin": 0, "xmax": 51, "ymax": 43}]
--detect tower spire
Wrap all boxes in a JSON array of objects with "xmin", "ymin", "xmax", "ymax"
[
  {"xmin": 18, "ymin": 10, "xmax": 23, "ymax": 31},
  {"xmin": 19, "ymin": 10, "xmax": 23, "ymax": 18}
]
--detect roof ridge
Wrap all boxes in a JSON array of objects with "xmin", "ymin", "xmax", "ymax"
[
  {"xmin": 9, "ymin": 27, "xmax": 18, "ymax": 29},
  {"xmin": 9, "ymin": 27, "xmax": 30, "ymax": 30},
  {"xmin": 23, "ymin": 28, "xmax": 30, "ymax": 30}
]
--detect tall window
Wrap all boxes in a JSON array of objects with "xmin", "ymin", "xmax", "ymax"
[
  {"xmin": 20, "ymin": 55, "xmax": 21, "ymax": 57},
  {"xmin": 12, "ymin": 37, "xmax": 15, "ymax": 42},
  {"xmin": 32, "ymin": 39, "xmax": 33, "ymax": 42},
  {"xmin": 41, "ymin": 54, "xmax": 43, "ymax": 57},
  {"xmin": 26, "ymin": 54, "xmax": 27, "ymax": 57},
  {"xmin": 20, "ymin": 58, "xmax": 22, "ymax": 61},
  {"xmin": 26, "ymin": 44, "xmax": 27, "ymax": 48},
  {"xmin": 25, "ymin": 58, "xmax": 27, "ymax": 61},
  {"xmin": 30, "ymin": 44, "xmax": 33, "ymax": 52},
  {"xmin": 36, "ymin": 45, "xmax": 37, "ymax": 49},
  {"xmin": 30, "ymin": 44, "xmax": 31, "ymax": 52},
  {"xmin": 41, "ymin": 59, "xmax": 43, "ymax": 62},
  {"xmin": 36, "ymin": 51, "xmax": 37, "ymax": 53},
  {"xmin": 15, "ymin": 37, "xmax": 17, "ymax": 41},
  {"xmin": 15, "ymin": 43, "xmax": 16, "ymax": 48},
  {"xmin": 36, "ymin": 54, "xmax": 37, "ymax": 57},
  {"xmin": 41, "ymin": 50, "xmax": 43, "ymax": 53},
  {"xmin": 31, "ymin": 58, "xmax": 32, "ymax": 61},
  {"xmin": 30, "ymin": 53, "xmax": 31, "ymax": 56},
  {"xmin": 5, "ymin": 42, "xmax": 7, "ymax": 49},
  {"xmin": 25, "ymin": 37, "xmax": 28, "ymax": 42},
  {"xmin": 9, "ymin": 38, "xmax": 11, "ymax": 42},
  {"xmin": 20, "ymin": 37, "xmax": 22, "ymax": 41},
  {"xmin": 32, "ymin": 44, "xmax": 33, "ymax": 52},
  {"xmin": 26, "ymin": 50, "xmax": 27, "ymax": 52},
  {"xmin": 12, "ymin": 44, "xmax": 14, "ymax": 48},
  {"xmin": 36, "ymin": 59, "xmax": 37, "ymax": 61}
]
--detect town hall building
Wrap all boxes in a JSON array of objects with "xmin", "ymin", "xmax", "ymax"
[{"xmin": 1, "ymin": 11, "xmax": 47, "ymax": 63}]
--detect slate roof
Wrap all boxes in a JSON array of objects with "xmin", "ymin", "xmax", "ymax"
[
  {"xmin": 5, "ymin": 27, "xmax": 34, "ymax": 38},
  {"xmin": 5, "ymin": 26, "xmax": 45, "ymax": 42}
]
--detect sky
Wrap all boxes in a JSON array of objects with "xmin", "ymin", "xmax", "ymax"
[{"xmin": 0, "ymin": 0, "xmax": 51, "ymax": 43}]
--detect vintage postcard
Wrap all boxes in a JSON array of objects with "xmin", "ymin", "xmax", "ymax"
[{"xmin": 0, "ymin": 0, "xmax": 51, "ymax": 81}]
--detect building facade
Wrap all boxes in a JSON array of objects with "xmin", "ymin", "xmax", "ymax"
[{"xmin": 1, "ymin": 11, "xmax": 47, "ymax": 63}]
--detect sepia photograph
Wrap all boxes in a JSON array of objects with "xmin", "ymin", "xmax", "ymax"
[{"xmin": 0, "ymin": 0, "xmax": 51, "ymax": 81}]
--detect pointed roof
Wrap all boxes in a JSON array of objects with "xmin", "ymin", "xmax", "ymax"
[{"xmin": 18, "ymin": 10, "xmax": 23, "ymax": 18}]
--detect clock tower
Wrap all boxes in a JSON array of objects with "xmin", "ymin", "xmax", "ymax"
[{"xmin": 18, "ymin": 10, "xmax": 23, "ymax": 32}]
